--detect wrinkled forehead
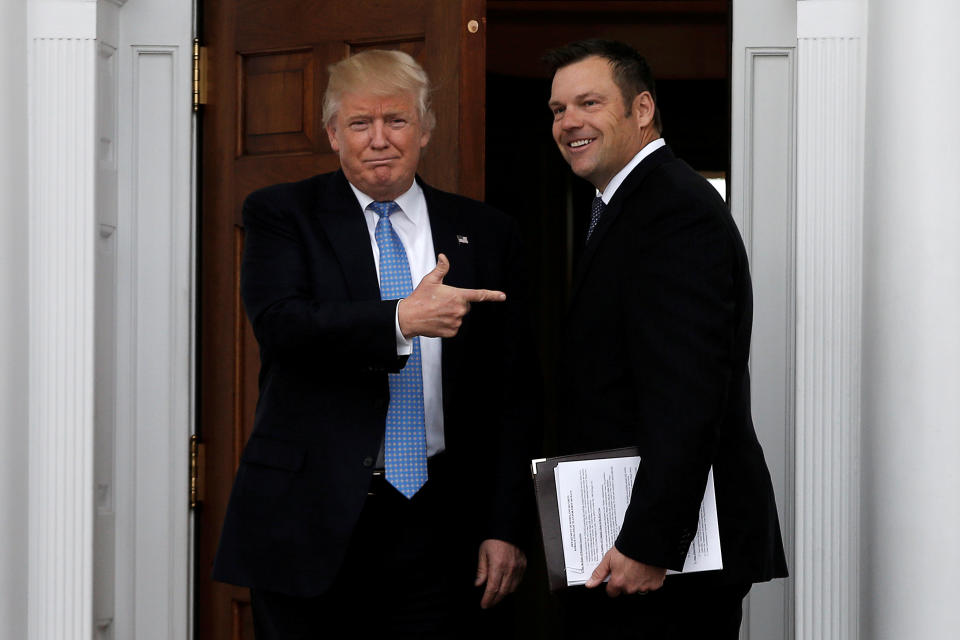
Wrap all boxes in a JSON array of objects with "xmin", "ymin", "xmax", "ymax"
[{"xmin": 337, "ymin": 89, "xmax": 419, "ymax": 115}]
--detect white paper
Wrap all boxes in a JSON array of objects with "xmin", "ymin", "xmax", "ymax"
[{"xmin": 554, "ymin": 457, "xmax": 722, "ymax": 586}]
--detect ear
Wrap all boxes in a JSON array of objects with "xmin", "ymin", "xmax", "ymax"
[
  {"xmin": 632, "ymin": 91, "xmax": 656, "ymax": 129},
  {"xmin": 419, "ymin": 126, "xmax": 431, "ymax": 149},
  {"xmin": 326, "ymin": 122, "xmax": 341, "ymax": 152}
]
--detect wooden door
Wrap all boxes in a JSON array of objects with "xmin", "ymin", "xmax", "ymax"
[{"xmin": 196, "ymin": 1, "xmax": 486, "ymax": 637}]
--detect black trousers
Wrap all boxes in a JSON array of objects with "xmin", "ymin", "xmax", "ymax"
[
  {"xmin": 250, "ymin": 460, "xmax": 509, "ymax": 639},
  {"xmin": 557, "ymin": 574, "xmax": 752, "ymax": 639}
]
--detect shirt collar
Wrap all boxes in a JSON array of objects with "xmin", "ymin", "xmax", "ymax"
[
  {"xmin": 598, "ymin": 137, "xmax": 666, "ymax": 204},
  {"xmin": 347, "ymin": 179, "xmax": 425, "ymax": 226}
]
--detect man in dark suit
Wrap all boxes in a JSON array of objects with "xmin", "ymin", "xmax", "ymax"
[
  {"xmin": 545, "ymin": 39, "xmax": 788, "ymax": 637},
  {"xmin": 212, "ymin": 49, "xmax": 539, "ymax": 638}
]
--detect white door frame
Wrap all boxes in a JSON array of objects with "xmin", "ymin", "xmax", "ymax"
[{"xmin": 26, "ymin": 1, "xmax": 867, "ymax": 638}]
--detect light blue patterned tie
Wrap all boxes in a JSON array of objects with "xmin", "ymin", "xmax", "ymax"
[{"xmin": 370, "ymin": 201, "xmax": 428, "ymax": 498}]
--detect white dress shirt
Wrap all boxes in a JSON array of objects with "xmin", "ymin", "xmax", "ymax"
[
  {"xmin": 347, "ymin": 181, "xmax": 445, "ymax": 458},
  {"xmin": 598, "ymin": 137, "xmax": 667, "ymax": 204}
]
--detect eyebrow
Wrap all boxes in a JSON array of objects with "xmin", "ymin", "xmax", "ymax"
[{"xmin": 548, "ymin": 91, "xmax": 603, "ymax": 108}]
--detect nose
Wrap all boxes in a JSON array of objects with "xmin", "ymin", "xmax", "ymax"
[
  {"xmin": 369, "ymin": 120, "xmax": 388, "ymax": 149},
  {"xmin": 558, "ymin": 108, "xmax": 581, "ymax": 131}
]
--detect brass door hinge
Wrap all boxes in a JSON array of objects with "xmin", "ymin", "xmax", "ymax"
[
  {"xmin": 190, "ymin": 434, "xmax": 206, "ymax": 509},
  {"xmin": 193, "ymin": 38, "xmax": 208, "ymax": 112}
]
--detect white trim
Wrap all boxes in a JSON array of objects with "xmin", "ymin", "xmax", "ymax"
[
  {"xmin": 737, "ymin": 45, "xmax": 798, "ymax": 640},
  {"xmin": 27, "ymin": 29, "xmax": 97, "ymax": 640},
  {"xmin": 29, "ymin": 0, "xmax": 97, "ymax": 39},
  {"xmin": 798, "ymin": 0, "xmax": 867, "ymax": 39}
]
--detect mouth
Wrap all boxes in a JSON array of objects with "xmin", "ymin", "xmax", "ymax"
[
  {"xmin": 364, "ymin": 157, "xmax": 399, "ymax": 166},
  {"xmin": 566, "ymin": 138, "xmax": 595, "ymax": 150}
]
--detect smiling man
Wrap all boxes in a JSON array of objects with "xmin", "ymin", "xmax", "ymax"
[
  {"xmin": 545, "ymin": 39, "xmax": 787, "ymax": 638},
  {"xmin": 212, "ymin": 49, "xmax": 540, "ymax": 639}
]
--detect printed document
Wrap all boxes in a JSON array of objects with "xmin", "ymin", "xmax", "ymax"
[{"xmin": 554, "ymin": 456, "xmax": 722, "ymax": 586}]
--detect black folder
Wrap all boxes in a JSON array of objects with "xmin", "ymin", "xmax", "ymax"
[{"xmin": 531, "ymin": 447, "xmax": 640, "ymax": 591}]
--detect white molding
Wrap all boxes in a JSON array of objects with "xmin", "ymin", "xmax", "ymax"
[
  {"xmin": 737, "ymin": 45, "xmax": 798, "ymax": 640},
  {"xmin": 27, "ymin": 33, "xmax": 97, "ymax": 640},
  {"xmin": 798, "ymin": 0, "xmax": 867, "ymax": 39},
  {"xmin": 112, "ymin": 35, "xmax": 194, "ymax": 638},
  {"xmin": 795, "ymin": 32, "xmax": 864, "ymax": 640},
  {"xmin": 29, "ymin": 0, "xmax": 98, "ymax": 39}
]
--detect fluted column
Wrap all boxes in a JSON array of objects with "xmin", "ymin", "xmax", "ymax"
[
  {"xmin": 861, "ymin": 1, "xmax": 960, "ymax": 638},
  {"xmin": 27, "ymin": 1, "xmax": 98, "ymax": 638},
  {"xmin": 795, "ymin": 3, "xmax": 866, "ymax": 639}
]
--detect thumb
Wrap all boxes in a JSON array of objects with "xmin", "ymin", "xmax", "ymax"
[
  {"xmin": 585, "ymin": 553, "xmax": 611, "ymax": 589},
  {"xmin": 475, "ymin": 548, "xmax": 489, "ymax": 587},
  {"xmin": 424, "ymin": 253, "xmax": 450, "ymax": 285}
]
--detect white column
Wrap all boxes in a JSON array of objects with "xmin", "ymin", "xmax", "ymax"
[
  {"xmin": 0, "ymin": 1, "xmax": 31, "ymax": 639},
  {"xmin": 27, "ymin": 1, "xmax": 98, "ymax": 638},
  {"xmin": 861, "ymin": 1, "xmax": 960, "ymax": 638},
  {"xmin": 795, "ymin": 2, "xmax": 866, "ymax": 639}
]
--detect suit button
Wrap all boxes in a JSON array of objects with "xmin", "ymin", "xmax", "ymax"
[{"xmin": 362, "ymin": 457, "xmax": 374, "ymax": 468}]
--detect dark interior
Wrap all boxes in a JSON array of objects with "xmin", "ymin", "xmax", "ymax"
[{"xmin": 481, "ymin": 4, "xmax": 730, "ymax": 635}]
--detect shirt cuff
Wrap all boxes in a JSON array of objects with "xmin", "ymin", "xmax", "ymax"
[{"xmin": 394, "ymin": 300, "xmax": 413, "ymax": 355}]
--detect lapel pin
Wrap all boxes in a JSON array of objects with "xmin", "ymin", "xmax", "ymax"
[{"xmin": 457, "ymin": 235, "xmax": 469, "ymax": 245}]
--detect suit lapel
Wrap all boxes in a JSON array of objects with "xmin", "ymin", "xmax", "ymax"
[
  {"xmin": 419, "ymin": 178, "xmax": 473, "ymax": 410},
  {"xmin": 420, "ymin": 177, "xmax": 472, "ymax": 290},
  {"xmin": 314, "ymin": 171, "xmax": 381, "ymax": 301},
  {"xmin": 568, "ymin": 145, "xmax": 675, "ymax": 309}
]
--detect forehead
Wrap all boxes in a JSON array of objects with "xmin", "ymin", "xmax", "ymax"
[
  {"xmin": 338, "ymin": 90, "xmax": 417, "ymax": 115},
  {"xmin": 550, "ymin": 56, "xmax": 618, "ymax": 100}
]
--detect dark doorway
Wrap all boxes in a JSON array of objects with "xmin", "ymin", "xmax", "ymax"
[{"xmin": 482, "ymin": 3, "xmax": 730, "ymax": 636}]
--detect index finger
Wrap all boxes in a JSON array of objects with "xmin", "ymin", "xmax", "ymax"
[{"xmin": 459, "ymin": 288, "xmax": 507, "ymax": 303}]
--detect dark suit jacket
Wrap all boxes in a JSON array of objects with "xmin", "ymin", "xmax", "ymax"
[
  {"xmin": 557, "ymin": 145, "xmax": 788, "ymax": 584},
  {"xmin": 212, "ymin": 171, "xmax": 540, "ymax": 597}
]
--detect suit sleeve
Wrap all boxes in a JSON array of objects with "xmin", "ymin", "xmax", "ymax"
[
  {"xmin": 614, "ymin": 197, "xmax": 736, "ymax": 570},
  {"xmin": 240, "ymin": 190, "xmax": 404, "ymax": 371}
]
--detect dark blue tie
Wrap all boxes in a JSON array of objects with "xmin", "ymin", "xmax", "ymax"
[
  {"xmin": 369, "ymin": 201, "xmax": 428, "ymax": 498},
  {"xmin": 586, "ymin": 195, "xmax": 606, "ymax": 243}
]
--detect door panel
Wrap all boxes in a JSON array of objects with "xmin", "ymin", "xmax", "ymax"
[{"xmin": 196, "ymin": 2, "xmax": 485, "ymax": 638}]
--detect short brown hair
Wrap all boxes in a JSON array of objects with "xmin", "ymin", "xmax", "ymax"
[{"xmin": 544, "ymin": 39, "xmax": 662, "ymax": 132}]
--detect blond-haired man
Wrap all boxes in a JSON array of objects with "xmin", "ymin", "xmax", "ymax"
[{"xmin": 213, "ymin": 50, "xmax": 539, "ymax": 638}]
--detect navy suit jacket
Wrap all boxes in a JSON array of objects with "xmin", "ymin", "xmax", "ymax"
[
  {"xmin": 213, "ymin": 170, "xmax": 540, "ymax": 597},
  {"xmin": 557, "ymin": 146, "xmax": 788, "ymax": 584}
]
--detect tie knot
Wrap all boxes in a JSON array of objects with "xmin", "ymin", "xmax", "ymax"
[
  {"xmin": 369, "ymin": 201, "xmax": 400, "ymax": 218},
  {"xmin": 591, "ymin": 195, "xmax": 605, "ymax": 216}
]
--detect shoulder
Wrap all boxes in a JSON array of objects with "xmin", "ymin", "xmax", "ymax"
[
  {"xmin": 244, "ymin": 172, "xmax": 336, "ymax": 212},
  {"xmin": 619, "ymin": 159, "xmax": 744, "ymax": 259},
  {"xmin": 422, "ymin": 182, "xmax": 519, "ymax": 233}
]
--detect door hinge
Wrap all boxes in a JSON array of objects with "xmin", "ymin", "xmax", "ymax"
[
  {"xmin": 190, "ymin": 434, "xmax": 206, "ymax": 509},
  {"xmin": 193, "ymin": 38, "xmax": 208, "ymax": 112}
]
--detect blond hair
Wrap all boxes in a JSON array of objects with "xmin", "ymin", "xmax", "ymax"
[{"xmin": 323, "ymin": 49, "xmax": 436, "ymax": 131}]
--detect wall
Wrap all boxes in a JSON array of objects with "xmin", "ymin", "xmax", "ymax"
[
  {"xmin": 0, "ymin": 0, "xmax": 30, "ymax": 638},
  {"xmin": 861, "ymin": 0, "xmax": 960, "ymax": 637}
]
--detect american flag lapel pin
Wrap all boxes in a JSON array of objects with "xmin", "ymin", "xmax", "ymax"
[{"xmin": 457, "ymin": 235, "xmax": 469, "ymax": 245}]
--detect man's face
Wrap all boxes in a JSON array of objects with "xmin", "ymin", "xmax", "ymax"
[
  {"xmin": 549, "ymin": 56, "xmax": 645, "ymax": 192},
  {"xmin": 326, "ymin": 90, "xmax": 430, "ymax": 201}
]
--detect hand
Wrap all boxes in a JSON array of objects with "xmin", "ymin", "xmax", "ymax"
[
  {"xmin": 585, "ymin": 547, "xmax": 666, "ymax": 597},
  {"xmin": 475, "ymin": 539, "xmax": 527, "ymax": 609},
  {"xmin": 397, "ymin": 253, "xmax": 506, "ymax": 338}
]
